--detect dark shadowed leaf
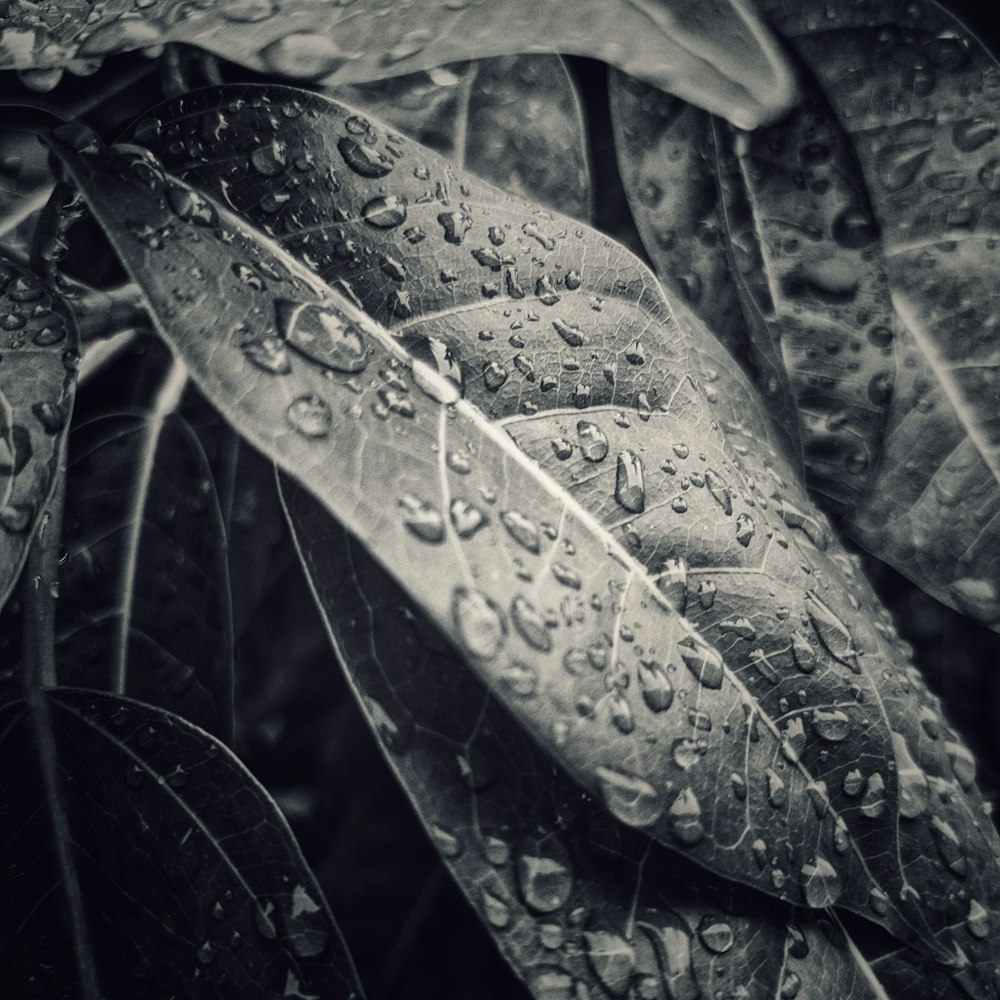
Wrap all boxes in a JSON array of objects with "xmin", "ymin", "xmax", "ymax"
[
  {"xmin": 0, "ymin": 687, "xmax": 362, "ymax": 998},
  {"xmin": 51, "ymin": 92, "xmax": 1000, "ymax": 993},
  {"xmin": 338, "ymin": 54, "xmax": 591, "ymax": 221},
  {"xmin": 54, "ymin": 361, "xmax": 235, "ymax": 740},
  {"xmin": 0, "ymin": 253, "xmax": 78, "ymax": 610},
  {"xmin": 612, "ymin": 0, "xmax": 1000, "ymax": 627},
  {"xmin": 283, "ymin": 488, "xmax": 888, "ymax": 1000},
  {"xmin": 0, "ymin": 0, "xmax": 796, "ymax": 129}
]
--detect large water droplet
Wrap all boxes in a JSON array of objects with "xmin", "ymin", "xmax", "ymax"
[
  {"xmin": 800, "ymin": 855, "xmax": 843, "ymax": 907},
  {"xmin": 511, "ymin": 595, "xmax": 552, "ymax": 651},
  {"xmin": 262, "ymin": 33, "xmax": 346, "ymax": 78},
  {"xmin": 577, "ymin": 421, "xmax": 608, "ymax": 462},
  {"xmin": 338, "ymin": 136, "xmax": 393, "ymax": 177},
  {"xmin": 668, "ymin": 787, "xmax": 704, "ymax": 845},
  {"xmin": 362, "ymin": 194, "xmax": 407, "ymax": 228},
  {"xmin": 812, "ymin": 708, "xmax": 850, "ymax": 742},
  {"xmin": 282, "ymin": 883, "xmax": 328, "ymax": 958},
  {"xmin": 400, "ymin": 495, "xmax": 445, "ymax": 543},
  {"xmin": 595, "ymin": 766, "xmax": 663, "ymax": 828},
  {"xmin": 696, "ymin": 915, "xmax": 734, "ymax": 954},
  {"xmin": 583, "ymin": 930, "xmax": 634, "ymax": 996},
  {"xmin": 285, "ymin": 395, "xmax": 331, "ymax": 438},
  {"xmin": 276, "ymin": 300, "xmax": 367, "ymax": 373},
  {"xmin": 516, "ymin": 835, "xmax": 574, "ymax": 913},
  {"xmin": 804, "ymin": 592, "xmax": 859, "ymax": 671},
  {"xmin": 453, "ymin": 587, "xmax": 505, "ymax": 659},
  {"xmin": 679, "ymin": 636, "xmax": 724, "ymax": 689},
  {"xmin": 638, "ymin": 660, "xmax": 673, "ymax": 712},
  {"xmin": 614, "ymin": 450, "xmax": 645, "ymax": 513}
]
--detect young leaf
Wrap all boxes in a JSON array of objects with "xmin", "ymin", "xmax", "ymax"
[
  {"xmin": 283, "ymin": 489, "xmax": 891, "ymax": 1000},
  {"xmin": 0, "ymin": 0, "xmax": 796, "ymax": 129},
  {"xmin": 612, "ymin": 0, "xmax": 1000, "ymax": 626},
  {"xmin": 0, "ymin": 253, "xmax": 78, "ymax": 611},
  {"xmin": 0, "ymin": 687, "xmax": 362, "ymax": 998},
  {"xmin": 51, "ymin": 100, "xmax": 1000, "ymax": 990},
  {"xmin": 54, "ymin": 358, "xmax": 235, "ymax": 740},
  {"xmin": 337, "ymin": 55, "xmax": 592, "ymax": 221}
]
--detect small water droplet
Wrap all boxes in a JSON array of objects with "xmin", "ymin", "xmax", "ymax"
[
  {"xmin": 482, "ymin": 887, "xmax": 511, "ymax": 929},
  {"xmin": 453, "ymin": 587, "xmax": 506, "ymax": 659},
  {"xmin": 517, "ymin": 836, "xmax": 574, "ymax": 913},
  {"xmin": 735, "ymin": 513, "xmax": 755, "ymax": 547},
  {"xmin": 966, "ymin": 899, "xmax": 989, "ymax": 939},
  {"xmin": 552, "ymin": 318, "xmax": 583, "ymax": 347},
  {"xmin": 362, "ymin": 194, "xmax": 408, "ymax": 228},
  {"xmin": 696, "ymin": 916, "xmax": 734, "ymax": 954},
  {"xmin": 614, "ymin": 450, "xmax": 645, "ymax": 513},
  {"xmin": 812, "ymin": 708, "xmax": 850, "ymax": 742},
  {"xmin": 511, "ymin": 595, "xmax": 552, "ymax": 651},
  {"xmin": 667, "ymin": 787, "xmax": 704, "ymax": 845},
  {"xmin": 679, "ymin": 636, "xmax": 724, "ymax": 689},
  {"xmin": 594, "ymin": 766, "xmax": 663, "ymax": 827},
  {"xmin": 501, "ymin": 510, "xmax": 540, "ymax": 553},
  {"xmin": 638, "ymin": 660, "xmax": 673, "ymax": 712},
  {"xmin": 766, "ymin": 768, "xmax": 786, "ymax": 807},
  {"xmin": 859, "ymin": 772, "xmax": 887, "ymax": 819},
  {"xmin": 577, "ymin": 421, "xmax": 608, "ymax": 462},
  {"xmin": 450, "ymin": 498, "xmax": 487, "ymax": 539}
]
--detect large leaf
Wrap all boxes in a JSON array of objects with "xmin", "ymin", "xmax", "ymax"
[
  {"xmin": 56, "ymin": 362, "xmax": 235, "ymax": 740},
  {"xmin": 0, "ymin": 0, "xmax": 796, "ymax": 129},
  {"xmin": 337, "ymin": 55, "xmax": 591, "ymax": 221},
  {"xmin": 52, "ymin": 97, "xmax": 1000, "ymax": 992},
  {"xmin": 284, "ymin": 490, "xmax": 890, "ymax": 1000},
  {"xmin": 611, "ymin": 0, "xmax": 1000, "ymax": 626},
  {"xmin": 0, "ymin": 687, "xmax": 362, "ymax": 998},
  {"xmin": 0, "ymin": 252, "xmax": 78, "ymax": 610}
]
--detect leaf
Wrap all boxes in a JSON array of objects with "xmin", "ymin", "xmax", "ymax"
[
  {"xmin": 0, "ymin": 686, "xmax": 362, "ymax": 998},
  {"xmin": 0, "ymin": 252, "xmax": 78, "ymax": 610},
  {"xmin": 51, "ymin": 96, "xmax": 1000, "ymax": 992},
  {"xmin": 337, "ymin": 54, "xmax": 592, "ymax": 221},
  {"xmin": 283, "ymin": 488, "xmax": 890, "ymax": 1000},
  {"xmin": 54, "ymin": 355, "xmax": 235, "ymax": 740},
  {"xmin": 0, "ymin": 0, "xmax": 796, "ymax": 129},
  {"xmin": 612, "ymin": 0, "xmax": 1000, "ymax": 626}
]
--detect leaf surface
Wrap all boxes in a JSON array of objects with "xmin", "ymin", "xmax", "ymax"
[
  {"xmin": 612, "ymin": 0, "xmax": 1000, "ymax": 625},
  {"xmin": 0, "ymin": 0, "xmax": 795, "ymax": 129},
  {"xmin": 0, "ymin": 687, "xmax": 362, "ymax": 998},
  {"xmin": 0, "ymin": 252, "xmax": 78, "ymax": 610},
  {"xmin": 337, "ymin": 54, "xmax": 591, "ymax": 221},
  {"xmin": 51, "ymin": 94, "xmax": 1000, "ymax": 992},
  {"xmin": 284, "ymin": 488, "xmax": 890, "ymax": 1000}
]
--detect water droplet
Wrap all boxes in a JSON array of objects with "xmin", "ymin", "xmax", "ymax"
[
  {"xmin": 868, "ymin": 886, "xmax": 889, "ymax": 916},
  {"xmin": 946, "ymin": 740, "xmax": 976, "ymax": 790},
  {"xmin": 197, "ymin": 940, "xmax": 215, "ymax": 964},
  {"xmin": 450, "ymin": 498, "xmax": 487, "ymax": 539},
  {"xmin": 583, "ymin": 930, "xmax": 634, "ymax": 996},
  {"xmin": 438, "ymin": 210, "xmax": 472, "ymax": 245},
  {"xmin": 671, "ymin": 738, "xmax": 702, "ymax": 769},
  {"xmin": 362, "ymin": 194, "xmax": 407, "ymax": 228},
  {"xmin": 283, "ymin": 884, "xmax": 328, "ymax": 958},
  {"xmin": 812, "ymin": 708, "xmax": 850, "ymax": 742},
  {"xmin": 431, "ymin": 823, "xmax": 463, "ymax": 858},
  {"xmin": 453, "ymin": 587, "xmax": 505, "ymax": 659},
  {"xmin": 501, "ymin": 510, "xmax": 540, "ymax": 553},
  {"xmin": 735, "ymin": 513, "xmax": 754, "ymax": 547},
  {"xmin": 876, "ymin": 140, "xmax": 931, "ymax": 191},
  {"xmin": 766, "ymin": 768, "xmax": 786, "ymax": 807},
  {"xmin": 800, "ymin": 855, "xmax": 843, "ymax": 907},
  {"xmin": 704, "ymin": 469, "xmax": 732, "ymax": 515},
  {"xmin": 517, "ymin": 836, "xmax": 574, "ymax": 913},
  {"xmin": 577, "ymin": 421, "xmax": 608, "ymax": 461},
  {"xmin": 614, "ymin": 451, "xmax": 645, "ymax": 513},
  {"xmin": 254, "ymin": 900, "xmax": 278, "ymax": 939},
  {"xmin": 668, "ymin": 787, "xmax": 704, "ymax": 845},
  {"xmin": 966, "ymin": 899, "xmax": 989, "ymax": 939},
  {"xmin": 697, "ymin": 916, "xmax": 734, "ymax": 954},
  {"xmin": 337, "ymin": 136, "xmax": 393, "ymax": 177},
  {"xmin": 804, "ymin": 592, "xmax": 859, "ymax": 670},
  {"xmin": 929, "ymin": 816, "xmax": 967, "ymax": 876},
  {"xmin": 250, "ymin": 139, "xmax": 287, "ymax": 177},
  {"xmin": 397, "ymin": 495, "xmax": 445, "ymax": 543},
  {"xmin": 892, "ymin": 732, "xmax": 929, "ymax": 819},
  {"xmin": 595, "ymin": 766, "xmax": 663, "ymax": 828},
  {"xmin": 552, "ymin": 318, "xmax": 583, "ymax": 347},
  {"xmin": 679, "ymin": 636, "xmax": 724, "ymax": 689},
  {"xmin": 638, "ymin": 660, "xmax": 673, "ymax": 712},
  {"xmin": 952, "ymin": 118, "xmax": 998, "ymax": 153},
  {"xmin": 832, "ymin": 206, "xmax": 879, "ymax": 249},
  {"xmin": 499, "ymin": 659, "xmax": 538, "ymax": 698},
  {"xmin": 780, "ymin": 973, "xmax": 802, "ymax": 999},
  {"xmin": 31, "ymin": 401, "xmax": 63, "ymax": 433},
  {"xmin": 859, "ymin": 772, "xmax": 887, "ymax": 819},
  {"xmin": 262, "ymin": 32, "xmax": 346, "ymax": 78},
  {"xmin": 276, "ymin": 300, "xmax": 367, "ymax": 373},
  {"xmin": 551, "ymin": 563, "xmax": 581, "ymax": 590},
  {"xmin": 483, "ymin": 360, "xmax": 508, "ymax": 391},
  {"xmin": 511, "ymin": 595, "xmax": 552, "ymax": 651},
  {"xmin": 609, "ymin": 692, "xmax": 635, "ymax": 734},
  {"xmin": 285, "ymin": 395, "xmax": 331, "ymax": 438},
  {"xmin": 791, "ymin": 632, "xmax": 817, "ymax": 673},
  {"xmin": 530, "ymin": 965, "xmax": 574, "ymax": 1000},
  {"xmin": 482, "ymin": 887, "xmax": 511, "ymax": 929},
  {"xmin": 535, "ymin": 275, "xmax": 561, "ymax": 305},
  {"xmin": 242, "ymin": 334, "xmax": 292, "ymax": 375}
]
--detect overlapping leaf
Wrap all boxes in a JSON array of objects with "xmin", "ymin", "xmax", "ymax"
[
  {"xmin": 0, "ymin": 0, "xmax": 796, "ymax": 129},
  {"xmin": 612, "ymin": 0, "xmax": 1000, "ymax": 627},
  {"xmin": 284, "ymin": 494, "xmax": 889, "ymax": 1000},
  {"xmin": 0, "ymin": 687, "xmax": 362, "ymax": 998},
  {"xmin": 0, "ymin": 252, "xmax": 78, "ymax": 611},
  {"xmin": 51, "ymin": 90, "xmax": 1000, "ymax": 993},
  {"xmin": 337, "ymin": 55, "xmax": 591, "ymax": 222},
  {"xmin": 55, "ymin": 366, "xmax": 235, "ymax": 740}
]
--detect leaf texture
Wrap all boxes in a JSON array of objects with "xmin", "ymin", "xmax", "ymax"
[
  {"xmin": 0, "ymin": 0, "xmax": 795, "ymax": 129},
  {"xmin": 0, "ymin": 253, "xmax": 78, "ymax": 609},
  {"xmin": 55, "ymin": 369, "xmax": 235, "ymax": 740},
  {"xmin": 611, "ymin": 0, "xmax": 1000, "ymax": 627},
  {"xmin": 51, "ymin": 93, "xmax": 1000, "ymax": 992},
  {"xmin": 0, "ymin": 687, "xmax": 362, "ymax": 998},
  {"xmin": 337, "ymin": 55, "xmax": 592, "ymax": 221},
  {"xmin": 284, "ymin": 488, "xmax": 889, "ymax": 1000}
]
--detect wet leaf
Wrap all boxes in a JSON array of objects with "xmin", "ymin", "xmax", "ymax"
[
  {"xmin": 283, "ymin": 492, "xmax": 889, "ymax": 1000},
  {"xmin": 612, "ymin": 0, "xmax": 1000, "ymax": 627},
  {"xmin": 54, "ymin": 359, "xmax": 235, "ymax": 740},
  {"xmin": 51, "ymin": 93, "xmax": 1000, "ymax": 992},
  {"xmin": 0, "ymin": 687, "xmax": 362, "ymax": 998},
  {"xmin": 338, "ymin": 54, "xmax": 591, "ymax": 221},
  {"xmin": 0, "ymin": 0, "xmax": 795, "ymax": 129},
  {"xmin": 0, "ymin": 252, "xmax": 78, "ymax": 611}
]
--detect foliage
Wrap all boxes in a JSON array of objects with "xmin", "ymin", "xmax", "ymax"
[{"xmin": 0, "ymin": 1, "xmax": 999, "ymax": 998}]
